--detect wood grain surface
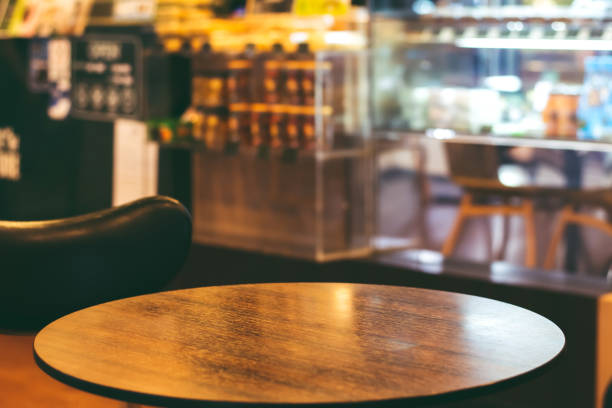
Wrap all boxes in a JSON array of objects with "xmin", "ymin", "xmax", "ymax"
[{"xmin": 34, "ymin": 283, "xmax": 565, "ymax": 407}]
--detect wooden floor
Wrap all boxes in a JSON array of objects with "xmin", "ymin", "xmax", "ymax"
[{"xmin": 0, "ymin": 333, "xmax": 124, "ymax": 408}]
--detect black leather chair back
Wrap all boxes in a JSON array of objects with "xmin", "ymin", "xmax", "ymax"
[
  {"xmin": 605, "ymin": 380, "xmax": 612, "ymax": 408},
  {"xmin": 0, "ymin": 196, "xmax": 192, "ymax": 330}
]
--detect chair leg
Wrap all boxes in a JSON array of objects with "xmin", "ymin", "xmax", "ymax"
[
  {"xmin": 415, "ymin": 141, "xmax": 430, "ymax": 247},
  {"xmin": 444, "ymin": 194, "xmax": 538, "ymax": 269},
  {"xmin": 497, "ymin": 212, "xmax": 510, "ymax": 261},
  {"xmin": 442, "ymin": 194, "xmax": 472, "ymax": 257},
  {"xmin": 523, "ymin": 199, "xmax": 537, "ymax": 269},
  {"xmin": 484, "ymin": 216, "xmax": 493, "ymax": 261},
  {"xmin": 544, "ymin": 205, "xmax": 572, "ymax": 269}
]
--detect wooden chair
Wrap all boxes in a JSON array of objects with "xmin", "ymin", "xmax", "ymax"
[
  {"xmin": 442, "ymin": 184, "xmax": 538, "ymax": 268},
  {"xmin": 444, "ymin": 143, "xmax": 612, "ymax": 272},
  {"xmin": 441, "ymin": 143, "xmax": 538, "ymax": 268},
  {"xmin": 543, "ymin": 190, "xmax": 612, "ymax": 270},
  {"xmin": 0, "ymin": 196, "xmax": 192, "ymax": 407}
]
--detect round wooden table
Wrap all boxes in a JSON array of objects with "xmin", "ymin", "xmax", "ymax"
[{"xmin": 34, "ymin": 283, "xmax": 565, "ymax": 407}]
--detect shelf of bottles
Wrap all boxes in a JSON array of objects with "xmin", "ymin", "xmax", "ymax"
[
  {"xmin": 185, "ymin": 43, "xmax": 372, "ymax": 261},
  {"xmin": 146, "ymin": 0, "xmax": 372, "ymax": 261},
  {"xmin": 371, "ymin": 1, "xmax": 612, "ymax": 144},
  {"xmin": 151, "ymin": 43, "xmax": 368, "ymax": 154}
]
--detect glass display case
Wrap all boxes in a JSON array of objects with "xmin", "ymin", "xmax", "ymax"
[
  {"xmin": 370, "ymin": 1, "xmax": 612, "ymax": 272},
  {"xmin": 146, "ymin": 1, "xmax": 373, "ymax": 261},
  {"xmin": 190, "ymin": 48, "xmax": 372, "ymax": 261}
]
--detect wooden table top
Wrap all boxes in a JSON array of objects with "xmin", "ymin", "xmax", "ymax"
[{"xmin": 34, "ymin": 283, "xmax": 565, "ymax": 407}]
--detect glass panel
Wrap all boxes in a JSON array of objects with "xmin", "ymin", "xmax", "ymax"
[{"xmin": 191, "ymin": 49, "xmax": 372, "ymax": 261}]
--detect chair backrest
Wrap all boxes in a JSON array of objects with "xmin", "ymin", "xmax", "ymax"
[
  {"xmin": 605, "ymin": 380, "xmax": 612, "ymax": 408},
  {"xmin": 444, "ymin": 142, "xmax": 501, "ymax": 188},
  {"xmin": 0, "ymin": 196, "xmax": 192, "ymax": 330}
]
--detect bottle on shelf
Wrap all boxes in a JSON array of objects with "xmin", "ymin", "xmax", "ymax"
[
  {"xmin": 578, "ymin": 56, "xmax": 612, "ymax": 140},
  {"xmin": 228, "ymin": 103, "xmax": 250, "ymax": 153},
  {"xmin": 263, "ymin": 43, "xmax": 286, "ymax": 105},
  {"xmin": 227, "ymin": 43, "xmax": 256, "ymax": 153},
  {"xmin": 543, "ymin": 85, "xmax": 580, "ymax": 140},
  {"xmin": 283, "ymin": 105, "xmax": 301, "ymax": 161},
  {"xmin": 285, "ymin": 43, "xmax": 316, "ymax": 106},
  {"xmin": 301, "ymin": 106, "xmax": 316, "ymax": 151},
  {"xmin": 250, "ymin": 103, "xmax": 269, "ymax": 149},
  {"xmin": 298, "ymin": 43, "xmax": 316, "ymax": 107},
  {"xmin": 269, "ymin": 104, "xmax": 286, "ymax": 150},
  {"xmin": 204, "ymin": 112, "xmax": 227, "ymax": 151},
  {"xmin": 227, "ymin": 43, "xmax": 255, "ymax": 104}
]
